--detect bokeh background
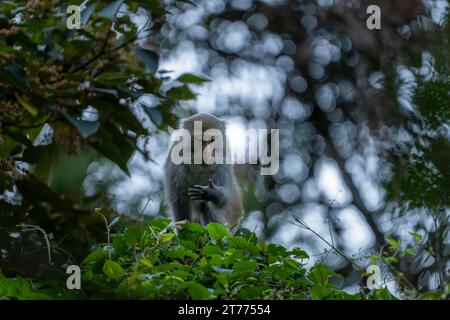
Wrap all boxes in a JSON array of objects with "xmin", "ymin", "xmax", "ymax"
[{"xmin": 0, "ymin": 0, "xmax": 449, "ymax": 297}]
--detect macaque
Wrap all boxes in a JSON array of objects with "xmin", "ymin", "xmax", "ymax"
[{"xmin": 164, "ymin": 113, "xmax": 243, "ymax": 227}]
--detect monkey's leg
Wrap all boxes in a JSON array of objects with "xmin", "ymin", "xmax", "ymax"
[{"xmin": 170, "ymin": 193, "xmax": 191, "ymax": 221}]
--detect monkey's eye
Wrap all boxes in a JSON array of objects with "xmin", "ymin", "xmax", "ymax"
[{"xmin": 210, "ymin": 136, "xmax": 215, "ymax": 142}]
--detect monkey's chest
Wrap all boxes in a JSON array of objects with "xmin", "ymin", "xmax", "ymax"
[{"xmin": 182, "ymin": 165, "xmax": 217, "ymax": 188}]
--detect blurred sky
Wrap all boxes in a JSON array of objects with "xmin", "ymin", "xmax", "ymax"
[{"xmin": 83, "ymin": 0, "xmax": 449, "ymax": 293}]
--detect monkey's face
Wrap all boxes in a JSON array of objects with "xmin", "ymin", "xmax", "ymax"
[{"xmin": 181, "ymin": 113, "xmax": 226, "ymax": 165}]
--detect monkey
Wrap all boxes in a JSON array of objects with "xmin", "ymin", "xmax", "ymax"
[{"xmin": 164, "ymin": 113, "xmax": 243, "ymax": 227}]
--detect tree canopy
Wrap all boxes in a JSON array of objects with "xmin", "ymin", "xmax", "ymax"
[{"xmin": 0, "ymin": 0, "xmax": 448, "ymax": 300}]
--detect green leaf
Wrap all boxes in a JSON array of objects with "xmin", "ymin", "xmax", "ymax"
[
  {"xmin": 228, "ymin": 236, "xmax": 249, "ymax": 249},
  {"xmin": 95, "ymin": 72, "xmax": 130, "ymax": 84},
  {"xmin": 103, "ymin": 260, "xmax": 125, "ymax": 279},
  {"xmin": 145, "ymin": 107, "xmax": 163, "ymax": 127},
  {"xmin": 88, "ymin": 123, "xmax": 135, "ymax": 175},
  {"xmin": 211, "ymin": 266, "xmax": 233, "ymax": 273},
  {"xmin": 139, "ymin": 257, "xmax": 154, "ymax": 268},
  {"xmin": 185, "ymin": 282, "xmax": 211, "ymax": 299},
  {"xmin": 267, "ymin": 244, "xmax": 288, "ymax": 257},
  {"xmin": 369, "ymin": 287, "xmax": 398, "ymax": 300},
  {"xmin": 15, "ymin": 94, "xmax": 38, "ymax": 116},
  {"xmin": 199, "ymin": 256, "xmax": 208, "ymax": 268},
  {"xmin": 4, "ymin": 65, "xmax": 29, "ymax": 90},
  {"xmin": 64, "ymin": 113, "xmax": 100, "ymax": 138},
  {"xmin": 235, "ymin": 228, "xmax": 258, "ymax": 244},
  {"xmin": 202, "ymin": 245, "xmax": 222, "ymax": 256},
  {"xmin": 207, "ymin": 223, "xmax": 230, "ymax": 240},
  {"xmin": 15, "ymin": 176, "xmax": 64, "ymax": 208},
  {"xmin": 385, "ymin": 256, "xmax": 398, "ymax": 264},
  {"xmin": 98, "ymin": 0, "xmax": 124, "ymax": 19},
  {"xmin": 404, "ymin": 248, "xmax": 416, "ymax": 256},
  {"xmin": 160, "ymin": 233, "xmax": 175, "ymax": 243},
  {"xmin": 149, "ymin": 218, "xmax": 173, "ymax": 230},
  {"xmin": 109, "ymin": 217, "xmax": 120, "ymax": 228},
  {"xmin": 386, "ymin": 237, "xmax": 401, "ymax": 250},
  {"xmin": 81, "ymin": 1, "xmax": 98, "ymax": 26},
  {"xmin": 290, "ymin": 248, "xmax": 309, "ymax": 259},
  {"xmin": 308, "ymin": 263, "xmax": 339, "ymax": 286},
  {"xmin": 134, "ymin": 47, "xmax": 159, "ymax": 74},
  {"xmin": 233, "ymin": 260, "xmax": 257, "ymax": 273},
  {"xmin": 409, "ymin": 232, "xmax": 423, "ymax": 241},
  {"xmin": 178, "ymin": 223, "xmax": 205, "ymax": 242},
  {"xmin": 176, "ymin": 73, "xmax": 210, "ymax": 83},
  {"xmin": 94, "ymin": 87, "xmax": 118, "ymax": 98},
  {"xmin": 82, "ymin": 248, "xmax": 107, "ymax": 266},
  {"xmin": 166, "ymin": 85, "xmax": 196, "ymax": 100},
  {"xmin": 94, "ymin": 100, "xmax": 147, "ymax": 136},
  {"xmin": 140, "ymin": 0, "xmax": 168, "ymax": 15}
]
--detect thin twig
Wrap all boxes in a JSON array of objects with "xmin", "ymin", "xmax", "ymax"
[
  {"xmin": 69, "ymin": 21, "xmax": 114, "ymax": 73},
  {"xmin": 326, "ymin": 190, "xmax": 341, "ymax": 248},
  {"xmin": 96, "ymin": 209, "xmax": 111, "ymax": 259},
  {"xmin": 17, "ymin": 224, "xmax": 52, "ymax": 264},
  {"xmin": 69, "ymin": 17, "xmax": 151, "ymax": 74},
  {"xmin": 283, "ymin": 216, "xmax": 363, "ymax": 272},
  {"xmin": 140, "ymin": 195, "xmax": 152, "ymax": 217}
]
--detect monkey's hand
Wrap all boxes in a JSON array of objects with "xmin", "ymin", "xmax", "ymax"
[{"xmin": 188, "ymin": 179, "xmax": 220, "ymax": 203}]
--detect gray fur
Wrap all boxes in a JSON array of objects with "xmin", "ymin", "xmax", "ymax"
[{"xmin": 164, "ymin": 113, "xmax": 243, "ymax": 226}]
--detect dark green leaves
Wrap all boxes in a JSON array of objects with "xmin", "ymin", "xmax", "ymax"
[
  {"xmin": 233, "ymin": 260, "xmax": 257, "ymax": 273},
  {"xmin": 183, "ymin": 282, "xmax": 212, "ymax": 299},
  {"xmin": 98, "ymin": 0, "xmax": 124, "ymax": 19},
  {"xmin": 307, "ymin": 264, "xmax": 342, "ymax": 300},
  {"xmin": 103, "ymin": 260, "xmax": 125, "ymax": 279},
  {"xmin": 179, "ymin": 223, "xmax": 206, "ymax": 242},
  {"xmin": 1, "ymin": 218, "xmax": 399, "ymax": 300},
  {"xmin": 82, "ymin": 248, "xmax": 107, "ymax": 267},
  {"xmin": 88, "ymin": 123, "xmax": 135, "ymax": 174},
  {"xmin": 95, "ymin": 72, "xmax": 130, "ymax": 85},
  {"xmin": 133, "ymin": 47, "xmax": 159, "ymax": 75},
  {"xmin": 64, "ymin": 113, "xmax": 100, "ymax": 138},
  {"xmin": 202, "ymin": 245, "xmax": 223, "ymax": 256},
  {"xmin": 0, "ymin": 0, "xmax": 203, "ymax": 262},
  {"xmin": 3, "ymin": 65, "xmax": 29, "ymax": 91},
  {"xmin": 290, "ymin": 248, "xmax": 309, "ymax": 259},
  {"xmin": 70, "ymin": 219, "xmax": 384, "ymax": 300},
  {"xmin": 138, "ymin": 0, "xmax": 168, "ymax": 15},
  {"xmin": 15, "ymin": 94, "xmax": 38, "ymax": 116},
  {"xmin": 81, "ymin": 1, "xmax": 98, "ymax": 26},
  {"xmin": 176, "ymin": 73, "xmax": 210, "ymax": 84},
  {"xmin": 207, "ymin": 223, "xmax": 230, "ymax": 240},
  {"xmin": 166, "ymin": 85, "xmax": 196, "ymax": 100},
  {"xmin": 0, "ymin": 274, "xmax": 52, "ymax": 300}
]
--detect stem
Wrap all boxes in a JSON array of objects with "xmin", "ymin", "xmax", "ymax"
[
  {"xmin": 17, "ymin": 224, "xmax": 52, "ymax": 264},
  {"xmin": 69, "ymin": 22, "xmax": 114, "ymax": 73},
  {"xmin": 69, "ymin": 17, "xmax": 151, "ymax": 74},
  {"xmin": 285, "ymin": 216, "xmax": 363, "ymax": 272},
  {"xmin": 96, "ymin": 210, "xmax": 111, "ymax": 259}
]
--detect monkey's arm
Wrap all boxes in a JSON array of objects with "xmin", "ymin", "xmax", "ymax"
[
  {"xmin": 165, "ymin": 160, "xmax": 191, "ymax": 221},
  {"xmin": 188, "ymin": 179, "xmax": 228, "ymax": 207}
]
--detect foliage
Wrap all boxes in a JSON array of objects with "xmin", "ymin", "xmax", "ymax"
[
  {"xmin": 0, "ymin": 219, "xmax": 397, "ymax": 300},
  {"xmin": 0, "ymin": 0, "xmax": 194, "ymax": 274},
  {"xmin": 381, "ymin": 10, "xmax": 450, "ymax": 292},
  {"xmin": 385, "ymin": 10, "xmax": 450, "ymax": 210},
  {"xmin": 0, "ymin": 273, "xmax": 53, "ymax": 300},
  {"xmin": 0, "ymin": 0, "xmax": 449, "ymax": 300}
]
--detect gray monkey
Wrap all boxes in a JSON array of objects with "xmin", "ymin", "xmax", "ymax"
[{"xmin": 164, "ymin": 113, "xmax": 243, "ymax": 227}]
